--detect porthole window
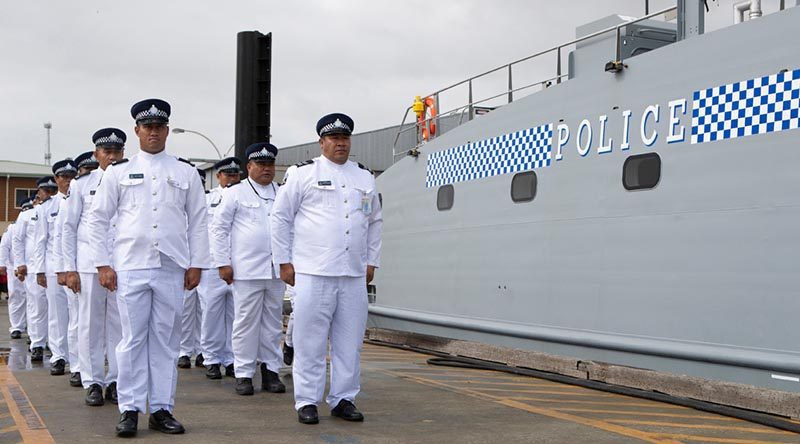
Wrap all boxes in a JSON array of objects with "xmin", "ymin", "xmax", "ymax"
[
  {"xmin": 623, "ymin": 153, "xmax": 661, "ymax": 191},
  {"xmin": 437, "ymin": 185, "xmax": 454, "ymax": 211},
  {"xmin": 510, "ymin": 171, "xmax": 537, "ymax": 203}
]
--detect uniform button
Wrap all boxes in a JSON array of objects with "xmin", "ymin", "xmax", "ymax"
[
  {"xmin": 345, "ymin": 214, "xmax": 349, "ymax": 219},
  {"xmin": 346, "ymin": 230, "xmax": 350, "ymax": 234},
  {"xmin": 345, "ymin": 247, "xmax": 349, "ymax": 251},
  {"xmin": 152, "ymin": 176, "xmax": 156, "ymax": 181},
  {"xmin": 152, "ymin": 191, "xmax": 157, "ymax": 196},
  {"xmin": 152, "ymin": 224, "xmax": 157, "ymax": 229},
  {"xmin": 344, "ymin": 199, "xmax": 348, "ymax": 203},
  {"xmin": 154, "ymin": 242, "xmax": 159, "ymax": 247},
  {"xmin": 153, "ymin": 207, "xmax": 157, "ymax": 211},
  {"xmin": 341, "ymin": 184, "xmax": 346, "ymax": 188}
]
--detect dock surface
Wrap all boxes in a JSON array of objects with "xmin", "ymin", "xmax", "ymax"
[{"xmin": 1, "ymin": 300, "xmax": 798, "ymax": 443}]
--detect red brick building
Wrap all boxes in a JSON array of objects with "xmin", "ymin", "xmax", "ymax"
[{"xmin": 0, "ymin": 161, "xmax": 53, "ymax": 231}]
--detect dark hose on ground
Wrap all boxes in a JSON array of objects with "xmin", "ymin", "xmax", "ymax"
[{"xmin": 365, "ymin": 339, "xmax": 800, "ymax": 434}]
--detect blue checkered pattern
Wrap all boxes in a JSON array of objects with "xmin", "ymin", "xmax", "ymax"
[
  {"xmin": 425, "ymin": 124, "xmax": 552, "ymax": 188},
  {"xmin": 691, "ymin": 69, "xmax": 800, "ymax": 144}
]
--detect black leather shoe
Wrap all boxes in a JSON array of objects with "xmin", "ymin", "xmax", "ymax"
[
  {"xmin": 297, "ymin": 405, "xmax": 319, "ymax": 424},
  {"xmin": 116, "ymin": 410, "xmax": 138, "ymax": 437},
  {"xmin": 10, "ymin": 330, "xmax": 21, "ymax": 339},
  {"xmin": 260, "ymin": 363, "xmax": 285, "ymax": 393},
  {"xmin": 205, "ymin": 364, "xmax": 221, "ymax": 379},
  {"xmin": 30, "ymin": 347, "xmax": 44, "ymax": 362},
  {"xmin": 235, "ymin": 377, "xmax": 254, "ymax": 396},
  {"xmin": 85, "ymin": 383, "xmax": 104, "ymax": 406},
  {"xmin": 105, "ymin": 381, "xmax": 118, "ymax": 404},
  {"xmin": 331, "ymin": 399, "xmax": 364, "ymax": 422},
  {"xmin": 283, "ymin": 343, "xmax": 294, "ymax": 366},
  {"xmin": 225, "ymin": 364, "xmax": 235, "ymax": 377},
  {"xmin": 69, "ymin": 372, "xmax": 82, "ymax": 387},
  {"xmin": 177, "ymin": 356, "xmax": 191, "ymax": 368},
  {"xmin": 148, "ymin": 409, "xmax": 185, "ymax": 434},
  {"xmin": 50, "ymin": 359, "xmax": 65, "ymax": 376},
  {"xmin": 194, "ymin": 353, "xmax": 204, "ymax": 368}
]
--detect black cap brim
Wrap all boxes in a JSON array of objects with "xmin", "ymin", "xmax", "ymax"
[
  {"xmin": 320, "ymin": 128, "xmax": 352, "ymax": 137},
  {"xmin": 136, "ymin": 117, "xmax": 169, "ymax": 125}
]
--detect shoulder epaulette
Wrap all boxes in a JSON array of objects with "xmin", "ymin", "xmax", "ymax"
[
  {"xmin": 112, "ymin": 158, "xmax": 129, "ymax": 166},
  {"xmin": 75, "ymin": 172, "xmax": 89, "ymax": 180},
  {"xmin": 177, "ymin": 157, "xmax": 194, "ymax": 166},
  {"xmin": 295, "ymin": 159, "xmax": 314, "ymax": 168},
  {"xmin": 357, "ymin": 162, "xmax": 373, "ymax": 174},
  {"xmin": 226, "ymin": 182, "xmax": 241, "ymax": 188}
]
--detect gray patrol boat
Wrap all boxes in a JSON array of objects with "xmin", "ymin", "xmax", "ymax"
[{"xmin": 369, "ymin": 0, "xmax": 800, "ymax": 416}]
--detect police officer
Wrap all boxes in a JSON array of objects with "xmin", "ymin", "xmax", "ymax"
[
  {"xmin": 59, "ymin": 151, "xmax": 98, "ymax": 387},
  {"xmin": 211, "ymin": 143, "xmax": 286, "ymax": 396},
  {"xmin": 14, "ymin": 177, "xmax": 57, "ymax": 362},
  {"xmin": 32, "ymin": 160, "xmax": 78, "ymax": 376},
  {"xmin": 87, "ymin": 99, "xmax": 209, "ymax": 437},
  {"xmin": 63, "ymin": 130, "xmax": 126, "ymax": 406},
  {"xmin": 75, "ymin": 151, "xmax": 101, "ymax": 176},
  {"xmin": 177, "ymin": 168, "xmax": 206, "ymax": 370},
  {"xmin": 0, "ymin": 212, "xmax": 26, "ymax": 339},
  {"xmin": 272, "ymin": 113, "xmax": 382, "ymax": 424},
  {"xmin": 199, "ymin": 157, "xmax": 241, "ymax": 380}
]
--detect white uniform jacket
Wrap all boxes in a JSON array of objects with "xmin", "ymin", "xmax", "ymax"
[
  {"xmin": 31, "ymin": 192, "xmax": 65, "ymax": 276},
  {"xmin": 53, "ymin": 197, "xmax": 68, "ymax": 273},
  {"xmin": 62, "ymin": 170, "xmax": 115, "ymax": 274},
  {"xmin": 210, "ymin": 178, "xmax": 279, "ymax": 280},
  {"xmin": 271, "ymin": 155, "xmax": 382, "ymax": 277},
  {"xmin": 87, "ymin": 150, "xmax": 210, "ymax": 272},
  {"xmin": 12, "ymin": 207, "xmax": 40, "ymax": 272},
  {"xmin": 0, "ymin": 224, "xmax": 13, "ymax": 268}
]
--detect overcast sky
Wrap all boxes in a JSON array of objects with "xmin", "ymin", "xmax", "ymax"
[{"xmin": 1, "ymin": 0, "xmax": 682, "ymax": 165}]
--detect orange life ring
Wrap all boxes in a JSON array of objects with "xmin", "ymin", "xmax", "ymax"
[{"xmin": 417, "ymin": 96, "xmax": 437, "ymax": 140}]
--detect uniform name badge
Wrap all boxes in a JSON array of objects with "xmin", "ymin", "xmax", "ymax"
[{"xmin": 361, "ymin": 193, "xmax": 372, "ymax": 215}]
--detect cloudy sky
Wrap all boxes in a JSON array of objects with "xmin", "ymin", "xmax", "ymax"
[{"xmin": 1, "ymin": 0, "xmax": 688, "ymax": 165}]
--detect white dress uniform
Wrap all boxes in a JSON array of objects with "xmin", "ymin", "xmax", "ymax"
[
  {"xmin": 31, "ymin": 192, "xmax": 70, "ymax": 365},
  {"xmin": 197, "ymin": 186, "xmax": 234, "ymax": 368},
  {"xmin": 211, "ymin": 177, "xmax": 285, "ymax": 378},
  {"xmin": 87, "ymin": 149, "xmax": 209, "ymax": 414},
  {"xmin": 54, "ymin": 196, "xmax": 80, "ymax": 374},
  {"xmin": 1, "ymin": 223, "xmax": 26, "ymax": 334},
  {"xmin": 13, "ymin": 205, "xmax": 48, "ymax": 350},
  {"xmin": 179, "ymin": 287, "xmax": 202, "ymax": 360},
  {"xmin": 271, "ymin": 155, "xmax": 382, "ymax": 410},
  {"xmin": 63, "ymin": 168, "xmax": 122, "ymax": 389}
]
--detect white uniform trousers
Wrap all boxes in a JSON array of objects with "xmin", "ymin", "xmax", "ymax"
[
  {"xmin": 292, "ymin": 273, "xmax": 368, "ymax": 411},
  {"xmin": 231, "ymin": 279, "xmax": 285, "ymax": 378},
  {"xmin": 115, "ymin": 255, "xmax": 184, "ymax": 414},
  {"xmin": 25, "ymin": 277, "xmax": 48, "ymax": 349},
  {"xmin": 179, "ymin": 288, "xmax": 202, "ymax": 357},
  {"xmin": 65, "ymin": 286, "xmax": 80, "ymax": 373},
  {"xmin": 7, "ymin": 273, "xmax": 27, "ymax": 333},
  {"xmin": 284, "ymin": 285, "xmax": 295, "ymax": 347},
  {"xmin": 45, "ymin": 275, "xmax": 69, "ymax": 363},
  {"xmin": 198, "ymin": 269, "xmax": 234, "ymax": 366},
  {"xmin": 78, "ymin": 273, "xmax": 121, "ymax": 388}
]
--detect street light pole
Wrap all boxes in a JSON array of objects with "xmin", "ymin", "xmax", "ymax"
[
  {"xmin": 172, "ymin": 127, "xmax": 223, "ymax": 159},
  {"xmin": 43, "ymin": 122, "xmax": 52, "ymax": 165}
]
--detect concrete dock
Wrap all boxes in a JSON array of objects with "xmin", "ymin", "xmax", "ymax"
[{"xmin": 1, "ymin": 299, "xmax": 798, "ymax": 443}]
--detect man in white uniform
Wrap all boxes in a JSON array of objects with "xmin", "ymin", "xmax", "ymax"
[
  {"xmin": 199, "ymin": 157, "xmax": 241, "ymax": 380},
  {"xmin": 14, "ymin": 178, "xmax": 57, "ymax": 362},
  {"xmin": 177, "ymin": 168, "xmax": 207, "ymax": 370},
  {"xmin": 87, "ymin": 98, "xmax": 209, "ymax": 437},
  {"xmin": 272, "ymin": 113, "xmax": 382, "ymax": 424},
  {"xmin": 63, "ymin": 130, "xmax": 126, "ymax": 407},
  {"xmin": 59, "ymin": 151, "xmax": 100, "ymax": 387},
  {"xmin": 211, "ymin": 143, "xmax": 286, "ymax": 396},
  {"xmin": 0, "ymin": 215, "xmax": 26, "ymax": 339},
  {"xmin": 33, "ymin": 160, "xmax": 78, "ymax": 377}
]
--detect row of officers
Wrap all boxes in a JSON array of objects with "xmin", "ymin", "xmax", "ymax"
[{"xmin": 0, "ymin": 98, "xmax": 382, "ymax": 438}]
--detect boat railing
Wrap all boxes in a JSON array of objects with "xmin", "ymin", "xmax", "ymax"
[{"xmin": 392, "ymin": 4, "xmax": 678, "ymax": 159}]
